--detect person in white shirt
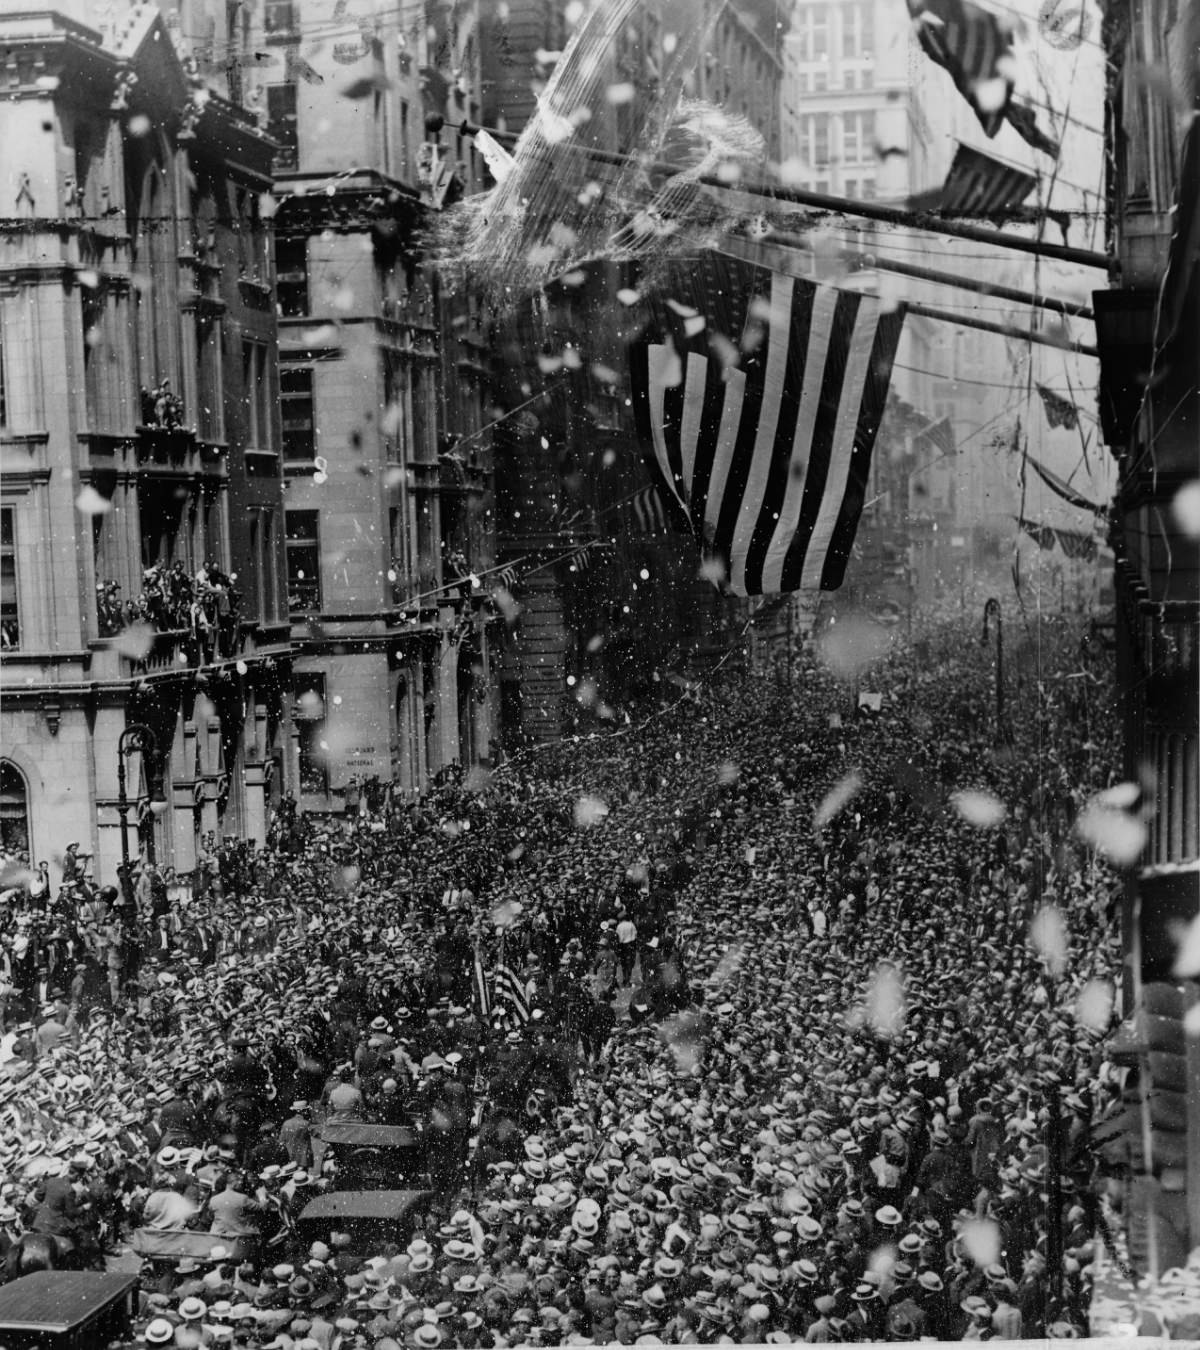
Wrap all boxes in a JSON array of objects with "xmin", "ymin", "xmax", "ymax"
[{"xmin": 615, "ymin": 914, "xmax": 637, "ymax": 987}]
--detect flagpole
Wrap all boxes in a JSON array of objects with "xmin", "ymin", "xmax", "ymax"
[
  {"xmin": 904, "ymin": 301, "xmax": 1097, "ymax": 356},
  {"xmin": 841, "ymin": 252, "xmax": 1094, "ymax": 321},
  {"xmin": 716, "ymin": 232, "xmax": 1095, "ymax": 321}
]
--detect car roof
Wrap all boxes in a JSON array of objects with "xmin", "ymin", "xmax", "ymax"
[
  {"xmin": 0, "ymin": 1272, "xmax": 138, "ymax": 1333},
  {"xmin": 319, "ymin": 1122, "xmax": 421, "ymax": 1149},
  {"xmin": 299, "ymin": 1189, "xmax": 434, "ymax": 1222}
]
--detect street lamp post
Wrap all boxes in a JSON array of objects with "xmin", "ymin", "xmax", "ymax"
[
  {"xmin": 116, "ymin": 723, "xmax": 166, "ymax": 874},
  {"xmin": 980, "ymin": 598, "xmax": 1007, "ymax": 744}
]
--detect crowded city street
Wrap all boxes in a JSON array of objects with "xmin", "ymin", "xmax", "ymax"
[
  {"xmin": 0, "ymin": 610, "xmax": 1141, "ymax": 1345},
  {"xmin": 1, "ymin": 0, "xmax": 1197, "ymax": 1342}
]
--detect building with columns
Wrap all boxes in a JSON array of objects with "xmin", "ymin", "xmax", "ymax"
[{"xmin": 0, "ymin": 1, "xmax": 294, "ymax": 883}]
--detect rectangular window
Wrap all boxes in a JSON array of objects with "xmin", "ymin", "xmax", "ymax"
[
  {"xmin": 248, "ymin": 508, "xmax": 278, "ymax": 620},
  {"xmin": 267, "ymin": 84, "xmax": 298, "ymax": 171},
  {"xmin": 389, "ymin": 505, "xmax": 409, "ymax": 604},
  {"xmin": 264, "ymin": 0, "xmax": 298, "ymax": 34},
  {"xmin": 399, "ymin": 100, "xmax": 410, "ymax": 173},
  {"xmin": 804, "ymin": 113, "xmax": 830, "ymax": 165},
  {"xmin": 795, "ymin": 5, "xmax": 829, "ymax": 60},
  {"xmin": 843, "ymin": 2, "xmax": 874, "ymax": 57},
  {"xmin": 843, "ymin": 111, "xmax": 875, "ymax": 164},
  {"xmin": 81, "ymin": 289, "xmax": 104, "ymax": 427},
  {"xmin": 280, "ymin": 366, "xmax": 315, "ymax": 466},
  {"xmin": 813, "ymin": 68, "xmax": 828, "ymax": 91},
  {"xmin": 293, "ymin": 672, "xmax": 328, "ymax": 796},
  {"xmin": 242, "ymin": 340, "xmax": 270, "ymax": 451},
  {"xmin": 275, "ymin": 236, "xmax": 309, "ymax": 317},
  {"xmin": 196, "ymin": 314, "xmax": 223, "ymax": 441},
  {"xmin": 285, "ymin": 510, "xmax": 322, "ymax": 613},
  {"xmin": 0, "ymin": 507, "xmax": 17, "ymax": 649}
]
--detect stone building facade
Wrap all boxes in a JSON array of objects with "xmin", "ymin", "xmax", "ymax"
[{"xmin": 0, "ymin": 3, "xmax": 296, "ymax": 882}]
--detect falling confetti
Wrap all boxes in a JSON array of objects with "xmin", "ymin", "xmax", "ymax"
[
  {"xmin": 950, "ymin": 789, "xmax": 1007, "ymax": 828},
  {"xmin": 1171, "ymin": 481, "xmax": 1200, "ymax": 538},
  {"xmin": 491, "ymin": 899, "xmax": 524, "ymax": 929},
  {"xmin": 110, "ymin": 622, "xmax": 155, "ymax": 662},
  {"xmin": 75, "ymin": 486, "xmax": 112, "ymax": 516},
  {"xmin": 814, "ymin": 771, "xmax": 863, "ymax": 830},
  {"xmin": 960, "ymin": 1218, "xmax": 1002, "ymax": 1268},
  {"xmin": 1075, "ymin": 978, "xmax": 1114, "ymax": 1031},
  {"xmin": 866, "ymin": 962, "xmax": 905, "ymax": 1038},
  {"xmin": 1030, "ymin": 904, "xmax": 1068, "ymax": 977},
  {"xmin": 1075, "ymin": 784, "xmax": 1147, "ymax": 865},
  {"xmin": 817, "ymin": 615, "xmax": 892, "ymax": 679},
  {"xmin": 573, "ymin": 795, "xmax": 609, "ymax": 828},
  {"xmin": 659, "ymin": 1011, "xmax": 706, "ymax": 1073}
]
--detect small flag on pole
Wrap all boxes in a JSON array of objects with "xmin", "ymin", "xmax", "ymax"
[
  {"xmin": 911, "ymin": 143, "xmax": 1037, "ymax": 219},
  {"xmin": 916, "ymin": 416, "xmax": 956, "ymax": 458},
  {"xmin": 495, "ymin": 564, "xmax": 519, "ymax": 590},
  {"xmin": 628, "ymin": 483, "xmax": 671, "ymax": 535},
  {"xmin": 1019, "ymin": 517, "xmax": 1058, "ymax": 550},
  {"xmin": 1027, "ymin": 454, "xmax": 1103, "ymax": 513},
  {"xmin": 472, "ymin": 945, "xmax": 491, "ymax": 1020},
  {"xmin": 285, "ymin": 48, "xmax": 325, "ymax": 85},
  {"xmin": 494, "ymin": 961, "xmax": 531, "ymax": 1025},
  {"xmin": 1054, "ymin": 526, "xmax": 1098, "ymax": 560},
  {"xmin": 1036, "ymin": 384, "xmax": 1080, "ymax": 430}
]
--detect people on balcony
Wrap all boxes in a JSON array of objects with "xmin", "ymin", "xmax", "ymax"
[{"xmin": 96, "ymin": 561, "xmax": 242, "ymax": 657}]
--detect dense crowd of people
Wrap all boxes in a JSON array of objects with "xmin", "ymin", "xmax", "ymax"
[{"xmin": 0, "ymin": 612, "xmax": 1128, "ymax": 1346}]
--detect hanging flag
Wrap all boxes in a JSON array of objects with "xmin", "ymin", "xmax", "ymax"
[
  {"xmin": 1003, "ymin": 100, "xmax": 1061, "ymax": 159},
  {"xmin": 494, "ymin": 564, "xmax": 519, "ymax": 591},
  {"xmin": 912, "ymin": 142, "xmax": 1037, "ymax": 218},
  {"xmin": 568, "ymin": 541, "xmax": 601, "ymax": 572},
  {"xmin": 907, "ymin": 0, "xmax": 1015, "ymax": 137},
  {"xmin": 472, "ymin": 945, "xmax": 491, "ymax": 1020},
  {"xmin": 915, "ymin": 415, "xmax": 956, "ymax": 458},
  {"xmin": 285, "ymin": 48, "xmax": 325, "ymax": 85},
  {"xmin": 1027, "ymin": 454, "xmax": 1103, "ymax": 512},
  {"xmin": 494, "ymin": 961, "xmax": 531, "ymax": 1025},
  {"xmin": 630, "ymin": 249, "xmax": 905, "ymax": 597},
  {"xmin": 1019, "ymin": 517, "xmax": 1058, "ymax": 550},
  {"xmin": 1036, "ymin": 384, "xmax": 1080, "ymax": 429},
  {"xmin": 1054, "ymin": 526, "xmax": 1098, "ymax": 560},
  {"xmin": 628, "ymin": 483, "xmax": 671, "ymax": 535}
]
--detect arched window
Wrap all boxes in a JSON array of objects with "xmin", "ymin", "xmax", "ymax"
[{"xmin": 0, "ymin": 761, "xmax": 29, "ymax": 855}]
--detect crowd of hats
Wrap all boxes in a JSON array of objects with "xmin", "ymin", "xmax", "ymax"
[{"xmin": 0, "ymin": 614, "xmax": 1125, "ymax": 1346}]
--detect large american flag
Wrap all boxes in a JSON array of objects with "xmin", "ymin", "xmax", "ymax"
[{"xmin": 630, "ymin": 250, "xmax": 904, "ymax": 598}]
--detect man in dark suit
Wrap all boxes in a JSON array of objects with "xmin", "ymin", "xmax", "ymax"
[{"xmin": 185, "ymin": 915, "xmax": 218, "ymax": 968}]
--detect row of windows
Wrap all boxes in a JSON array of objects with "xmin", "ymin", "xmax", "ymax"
[
  {"xmin": 789, "ymin": 66, "xmax": 874, "ymax": 94},
  {"xmin": 791, "ymin": 111, "xmax": 878, "ymax": 166},
  {"xmin": 791, "ymin": 2, "xmax": 875, "ymax": 61}
]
